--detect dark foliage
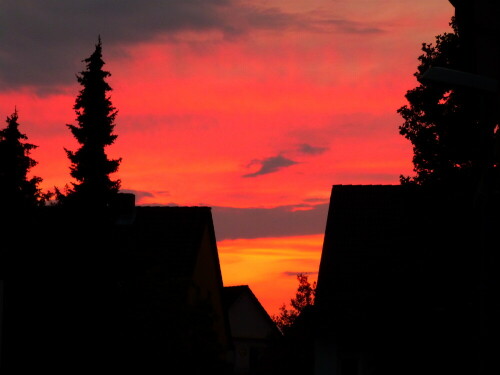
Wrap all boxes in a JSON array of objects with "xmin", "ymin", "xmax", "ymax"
[
  {"xmin": 260, "ymin": 304, "xmax": 316, "ymax": 375},
  {"xmin": 397, "ymin": 17, "xmax": 499, "ymax": 189},
  {"xmin": 0, "ymin": 110, "xmax": 46, "ymax": 210},
  {"xmin": 272, "ymin": 273, "xmax": 316, "ymax": 334},
  {"xmin": 60, "ymin": 37, "xmax": 121, "ymax": 208},
  {"xmin": 261, "ymin": 274, "xmax": 317, "ymax": 374}
]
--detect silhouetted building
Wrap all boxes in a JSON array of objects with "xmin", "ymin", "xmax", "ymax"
[
  {"xmin": 223, "ymin": 285, "xmax": 282, "ymax": 375},
  {"xmin": 110, "ymin": 204, "xmax": 234, "ymax": 373},
  {"xmin": 314, "ymin": 184, "xmax": 499, "ymax": 375},
  {"xmin": 1, "ymin": 196, "xmax": 234, "ymax": 374}
]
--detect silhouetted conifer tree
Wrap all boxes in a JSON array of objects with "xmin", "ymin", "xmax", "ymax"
[
  {"xmin": 60, "ymin": 37, "xmax": 121, "ymax": 208},
  {"xmin": 0, "ymin": 109, "xmax": 45, "ymax": 209},
  {"xmin": 51, "ymin": 40, "xmax": 123, "ymax": 368},
  {"xmin": 397, "ymin": 17, "xmax": 496, "ymax": 189}
]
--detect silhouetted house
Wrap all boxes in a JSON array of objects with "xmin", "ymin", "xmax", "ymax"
[
  {"xmin": 111, "ymin": 204, "xmax": 234, "ymax": 372},
  {"xmin": 223, "ymin": 285, "xmax": 281, "ymax": 375},
  {"xmin": 313, "ymin": 184, "xmax": 495, "ymax": 375},
  {"xmin": 1, "ymin": 196, "xmax": 234, "ymax": 374}
]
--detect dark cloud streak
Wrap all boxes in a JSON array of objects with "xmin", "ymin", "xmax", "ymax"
[
  {"xmin": 0, "ymin": 0, "xmax": 385, "ymax": 92},
  {"xmin": 297, "ymin": 143, "xmax": 328, "ymax": 155},
  {"xmin": 130, "ymin": 191, "xmax": 329, "ymax": 240},
  {"xmin": 283, "ymin": 271, "xmax": 318, "ymax": 277},
  {"xmin": 119, "ymin": 189, "xmax": 155, "ymax": 201},
  {"xmin": 243, "ymin": 154, "xmax": 298, "ymax": 178},
  {"xmin": 211, "ymin": 203, "xmax": 329, "ymax": 241},
  {"xmin": 0, "ymin": 0, "xmax": 234, "ymax": 91}
]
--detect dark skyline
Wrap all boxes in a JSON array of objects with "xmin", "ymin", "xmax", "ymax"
[{"xmin": 0, "ymin": 0, "xmax": 454, "ymax": 314}]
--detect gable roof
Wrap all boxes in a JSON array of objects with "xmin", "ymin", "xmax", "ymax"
[
  {"xmin": 112, "ymin": 205, "xmax": 217, "ymax": 279},
  {"xmin": 223, "ymin": 285, "xmax": 268, "ymax": 316},
  {"xmin": 316, "ymin": 184, "xmax": 476, "ymax": 316},
  {"xmin": 223, "ymin": 285, "xmax": 281, "ymax": 336},
  {"xmin": 314, "ymin": 184, "xmax": 482, "ymax": 371},
  {"xmin": 223, "ymin": 285, "xmax": 248, "ymax": 308},
  {"xmin": 6, "ymin": 200, "xmax": 220, "ymax": 282},
  {"xmin": 2, "ymin": 201, "xmax": 233, "ymax": 372}
]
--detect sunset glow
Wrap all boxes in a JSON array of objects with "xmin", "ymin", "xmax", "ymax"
[
  {"xmin": 218, "ymin": 234, "xmax": 323, "ymax": 316},
  {"xmin": 0, "ymin": 0, "xmax": 454, "ymax": 315}
]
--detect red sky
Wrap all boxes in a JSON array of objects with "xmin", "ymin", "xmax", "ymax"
[{"xmin": 0, "ymin": 0, "xmax": 454, "ymax": 315}]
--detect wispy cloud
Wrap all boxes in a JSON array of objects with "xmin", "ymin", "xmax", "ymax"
[
  {"xmin": 321, "ymin": 18, "xmax": 385, "ymax": 34},
  {"xmin": 120, "ymin": 189, "xmax": 154, "ymax": 200},
  {"xmin": 283, "ymin": 271, "xmax": 318, "ymax": 277},
  {"xmin": 243, "ymin": 154, "xmax": 298, "ymax": 178},
  {"xmin": 297, "ymin": 143, "xmax": 328, "ymax": 156},
  {"xmin": 303, "ymin": 197, "xmax": 330, "ymax": 204},
  {"xmin": 120, "ymin": 189, "xmax": 170, "ymax": 204}
]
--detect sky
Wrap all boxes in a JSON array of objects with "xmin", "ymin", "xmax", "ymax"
[{"xmin": 0, "ymin": 0, "xmax": 454, "ymax": 316}]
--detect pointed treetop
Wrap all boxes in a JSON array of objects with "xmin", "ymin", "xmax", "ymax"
[
  {"xmin": 0, "ymin": 109, "xmax": 45, "ymax": 209},
  {"xmin": 61, "ymin": 37, "xmax": 121, "ymax": 209}
]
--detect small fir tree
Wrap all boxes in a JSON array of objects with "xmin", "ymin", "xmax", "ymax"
[
  {"xmin": 0, "ymin": 109, "xmax": 45, "ymax": 209},
  {"xmin": 61, "ymin": 37, "xmax": 121, "ymax": 208}
]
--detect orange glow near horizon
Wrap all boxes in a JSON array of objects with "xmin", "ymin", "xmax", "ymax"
[{"xmin": 218, "ymin": 234, "xmax": 323, "ymax": 316}]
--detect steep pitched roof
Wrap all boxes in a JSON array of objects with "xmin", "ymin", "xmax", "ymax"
[
  {"xmin": 107, "ymin": 204, "xmax": 233, "ymax": 371},
  {"xmin": 223, "ymin": 285, "xmax": 281, "ymax": 338},
  {"xmin": 223, "ymin": 285, "xmax": 271, "ymax": 319},
  {"xmin": 112, "ymin": 205, "xmax": 216, "ymax": 279},
  {"xmin": 316, "ymin": 184, "xmax": 476, "ymax": 321},
  {"xmin": 2, "ymin": 202, "xmax": 231, "ymax": 372},
  {"xmin": 223, "ymin": 285, "xmax": 248, "ymax": 308},
  {"xmin": 314, "ymin": 184, "xmax": 481, "ymax": 373}
]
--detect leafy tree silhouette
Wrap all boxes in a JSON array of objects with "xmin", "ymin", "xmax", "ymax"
[
  {"xmin": 397, "ymin": 17, "xmax": 496, "ymax": 189},
  {"xmin": 0, "ymin": 109, "xmax": 46, "ymax": 210},
  {"xmin": 58, "ymin": 36, "xmax": 121, "ymax": 208},
  {"xmin": 260, "ymin": 273, "xmax": 316, "ymax": 375},
  {"xmin": 272, "ymin": 273, "xmax": 316, "ymax": 334}
]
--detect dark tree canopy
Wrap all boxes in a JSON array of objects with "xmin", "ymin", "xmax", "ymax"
[
  {"xmin": 0, "ymin": 109, "xmax": 44, "ymax": 209},
  {"xmin": 272, "ymin": 273, "xmax": 316, "ymax": 334},
  {"xmin": 397, "ymin": 17, "xmax": 498, "ymax": 189},
  {"xmin": 62, "ymin": 37, "xmax": 121, "ymax": 208},
  {"xmin": 261, "ymin": 273, "xmax": 317, "ymax": 375}
]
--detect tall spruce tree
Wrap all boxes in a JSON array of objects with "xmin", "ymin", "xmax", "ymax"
[
  {"xmin": 397, "ymin": 17, "xmax": 495, "ymax": 189},
  {"xmin": 0, "ymin": 109, "xmax": 44, "ymax": 210},
  {"xmin": 62, "ymin": 37, "xmax": 121, "ymax": 208}
]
